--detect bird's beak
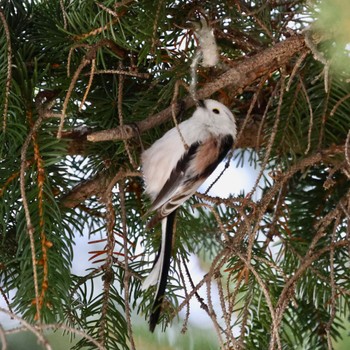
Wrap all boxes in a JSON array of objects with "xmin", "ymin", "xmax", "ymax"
[{"xmin": 197, "ymin": 100, "xmax": 205, "ymax": 108}]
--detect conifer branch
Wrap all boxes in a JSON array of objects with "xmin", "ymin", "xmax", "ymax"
[{"xmin": 87, "ymin": 34, "xmax": 306, "ymax": 143}]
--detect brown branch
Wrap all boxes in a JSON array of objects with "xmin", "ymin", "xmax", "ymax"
[
  {"xmin": 20, "ymin": 109, "xmax": 45, "ymax": 323},
  {"xmin": 60, "ymin": 171, "xmax": 112, "ymax": 208},
  {"xmin": 98, "ymin": 191, "xmax": 115, "ymax": 345},
  {"xmin": 61, "ymin": 169, "xmax": 140, "ymax": 208},
  {"xmin": 59, "ymin": 0, "xmax": 68, "ymax": 30},
  {"xmin": 87, "ymin": 34, "xmax": 306, "ymax": 143},
  {"xmin": 119, "ymin": 181, "xmax": 136, "ymax": 350},
  {"xmin": 0, "ymin": 10, "xmax": 12, "ymax": 132}
]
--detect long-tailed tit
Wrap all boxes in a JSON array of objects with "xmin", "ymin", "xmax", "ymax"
[{"xmin": 142, "ymin": 99, "xmax": 237, "ymax": 331}]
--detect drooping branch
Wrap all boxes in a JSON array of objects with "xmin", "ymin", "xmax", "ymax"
[{"xmin": 87, "ymin": 34, "xmax": 306, "ymax": 144}]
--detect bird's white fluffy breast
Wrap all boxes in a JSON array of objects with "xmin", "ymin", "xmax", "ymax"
[{"xmin": 142, "ymin": 118, "xmax": 208, "ymax": 200}]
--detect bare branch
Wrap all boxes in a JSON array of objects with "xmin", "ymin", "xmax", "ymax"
[
  {"xmin": 87, "ymin": 35, "xmax": 306, "ymax": 143},
  {"xmin": 0, "ymin": 10, "xmax": 12, "ymax": 132},
  {"xmin": 61, "ymin": 169, "xmax": 140, "ymax": 208}
]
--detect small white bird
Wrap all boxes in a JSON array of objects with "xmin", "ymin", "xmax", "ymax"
[{"xmin": 142, "ymin": 99, "xmax": 237, "ymax": 331}]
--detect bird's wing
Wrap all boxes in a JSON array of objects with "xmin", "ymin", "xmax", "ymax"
[
  {"xmin": 147, "ymin": 140, "xmax": 200, "ymax": 213},
  {"xmin": 149, "ymin": 134, "xmax": 234, "ymax": 217}
]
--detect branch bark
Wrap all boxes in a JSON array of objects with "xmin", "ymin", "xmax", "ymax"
[
  {"xmin": 61, "ymin": 169, "xmax": 140, "ymax": 208},
  {"xmin": 61, "ymin": 35, "xmax": 307, "ymax": 208},
  {"xmin": 87, "ymin": 34, "xmax": 306, "ymax": 144}
]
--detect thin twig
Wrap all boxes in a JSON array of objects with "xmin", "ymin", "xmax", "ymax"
[
  {"xmin": 182, "ymin": 258, "xmax": 210, "ymax": 325},
  {"xmin": 119, "ymin": 181, "xmax": 136, "ymax": 350},
  {"xmin": 0, "ymin": 10, "xmax": 12, "ymax": 132},
  {"xmin": 172, "ymin": 80, "xmax": 189, "ymax": 150},
  {"xmin": 0, "ymin": 311, "xmax": 105, "ymax": 349},
  {"xmin": 0, "ymin": 308, "xmax": 51, "ymax": 350},
  {"xmin": 98, "ymin": 191, "xmax": 115, "ymax": 345},
  {"xmin": 204, "ymin": 155, "xmax": 232, "ymax": 195},
  {"xmin": 330, "ymin": 92, "xmax": 350, "ymax": 117},
  {"xmin": 67, "ymin": 44, "xmax": 90, "ymax": 77},
  {"xmin": 192, "ymin": 202, "xmax": 230, "ymax": 242},
  {"xmin": 59, "ymin": 0, "xmax": 68, "ymax": 30},
  {"xmin": 57, "ymin": 57, "xmax": 90, "ymax": 138},
  {"xmin": 0, "ymin": 322, "xmax": 7, "ymax": 350},
  {"xmin": 318, "ymin": 84, "xmax": 330, "ymax": 150},
  {"xmin": 286, "ymin": 50, "xmax": 309, "ymax": 92},
  {"xmin": 79, "ymin": 58, "xmax": 95, "ymax": 112},
  {"xmin": 345, "ymin": 129, "xmax": 350, "ymax": 168},
  {"xmin": 20, "ymin": 112, "xmax": 46, "ymax": 323},
  {"xmin": 244, "ymin": 75, "xmax": 286, "ymax": 285},
  {"xmin": 206, "ymin": 279, "xmax": 225, "ymax": 349},
  {"xmin": 299, "ymin": 77, "xmax": 313, "ymax": 154},
  {"xmin": 216, "ymin": 274, "xmax": 239, "ymax": 348},
  {"xmin": 39, "ymin": 324, "xmax": 105, "ymax": 350},
  {"xmin": 175, "ymin": 249, "xmax": 228, "ymax": 315},
  {"xmin": 95, "ymin": 1, "xmax": 120, "ymax": 17},
  {"xmin": 118, "ymin": 64, "xmax": 138, "ymax": 169},
  {"xmin": 248, "ymin": 74, "xmax": 285, "ymax": 200},
  {"xmin": 239, "ymin": 286, "xmax": 253, "ymax": 348},
  {"xmin": 233, "ymin": 250, "xmax": 282, "ymax": 350},
  {"xmin": 326, "ymin": 217, "xmax": 339, "ymax": 350},
  {"xmin": 304, "ymin": 30, "xmax": 330, "ymax": 92},
  {"xmin": 234, "ymin": 74, "xmax": 271, "ymax": 151},
  {"xmin": 0, "ymin": 286, "xmax": 12, "ymax": 314},
  {"xmin": 177, "ymin": 260, "xmax": 190, "ymax": 333},
  {"xmin": 256, "ymin": 91, "xmax": 274, "ymax": 152},
  {"xmin": 93, "ymin": 69, "xmax": 150, "ymax": 79},
  {"xmin": 151, "ymin": 0, "xmax": 164, "ymax": 54},
  {"xmin": 74, "ymin": 18, "xmax": 120, "ymax": 41}
]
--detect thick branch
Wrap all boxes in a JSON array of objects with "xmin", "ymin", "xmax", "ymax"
[
  {"xmin": 61, "ymin": 171, "xmax": 112, "ymax": 208},
  {"xmin": 61, "ymin": 169, "xmax": 140, "ymax": 208},
  {"xmin": 87, "ymin": 34, "xmax": 306, "ymax": 144}
]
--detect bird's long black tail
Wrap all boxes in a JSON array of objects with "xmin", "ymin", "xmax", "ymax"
[{"xmin": 149, "ymin": 209, "xmax": 177, "ymax": 332}]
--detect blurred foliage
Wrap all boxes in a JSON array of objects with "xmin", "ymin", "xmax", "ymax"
[{"xmin": 314, "ymin": 0, "xmax": 350, "ymax": 71}]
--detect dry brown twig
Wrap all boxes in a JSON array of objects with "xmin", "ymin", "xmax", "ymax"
[
  {"xmin": 79, "ymin": 58, "xmax": 96, "ymax": 112},
  {"xmin": 286, "ymin": 50, "xmax": 309, "ymax": 92},
  {"xmin": 177, "ymin": 260, "xmax": 190, "ymax": 333},
  {"xmin": 0, "ymin": 322, "xmax": 7, "ymax": 350},
  {"xmin": 206, "ymin": 278, "xmax": 225, "ymax": 349},
  {"xmin": 118, "ymin": 63, "xmax": 138, "ymax": 169},
  {"xmin": 326, "ymin": 217, "xmax": 340, "ymax": 350},
  {"xmin": 19, "ymin": 111, "xmax": 46, "ymax": 323},
  {"xmin": 98, "ymin": 190, "xmax": 115, "ymax": 345},
  {"xmin": 0, "ymin": 307, "xmax": 51, "ymax": 350},
  {"xmin": 172, "ymin": 80, "xmax": 190, "ymax": 150},
  {"xmin": 59, "ymin": 0, "xmax": 68, "ymax": 30},
  {"xmin": 0, "ymin": 308, "xmax": 105, "ymax": 350},
  {"xmin": 181, "ymin": 257, "xmax": 214, "ymax": 332},
  {"xmin": 175, "ymin": 248, "xmax": 229, "ymax": 316},
  {"xmin": 92, "ymin": 69, "xmax": 150, "ymax": 79},
  {"xmin": 298, "ymin": 77, "xmax": 314, "ymax": 154},
  {"xmin": 57, "ymin": 56, "xmax": 91, "ymax": 138},
  {"xmin": 119, "ymin": 181, "xmax": 136, "ymax": 350},
  {"xmin": 216, "ymin": 273, "xmax": 239, "ymax": 348},
  {"xmin": 0, "ymin": 10, "xmax": 12, "ymax": 132},
  {"xmin": 59, "ymin": 39, "xmax": 127, "ymax": 138}
]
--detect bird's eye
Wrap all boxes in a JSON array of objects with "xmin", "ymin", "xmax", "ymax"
[{"xmin": 212, "ymin": 108, "xmax": 220, "ymax": 114}]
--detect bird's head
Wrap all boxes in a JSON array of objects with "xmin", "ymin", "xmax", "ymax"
[{"xmin": 196, "ymin": 99, "xmax": 237, "ymax": 138}]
